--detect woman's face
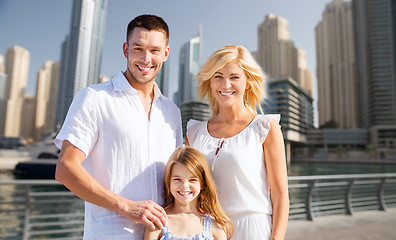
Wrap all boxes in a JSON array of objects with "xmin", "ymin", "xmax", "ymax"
[{"xmin": 209, "ymin": 61, "xmax": 248, "ymax": 110}]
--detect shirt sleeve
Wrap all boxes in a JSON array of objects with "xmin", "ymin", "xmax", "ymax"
[
  {"xmin": 256, "ymin": 114, "xmax": 281, "ymax": 144},
  {"xmin": 186, "ymin": 119, "xmax": 202, "ymax": 145},
  {"xmin": 54, "ymin": 87, "xmax": 98, "ymax": 157}
]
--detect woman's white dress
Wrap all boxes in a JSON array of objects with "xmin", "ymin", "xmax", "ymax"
[{"xmin": 186, "ymin": 114, "xmax": 280, "ymax": 240}]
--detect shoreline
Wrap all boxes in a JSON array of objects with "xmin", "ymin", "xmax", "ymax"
[{"xmin": 0, "ymin": 156, "xmax": 30, "ymax": 170}]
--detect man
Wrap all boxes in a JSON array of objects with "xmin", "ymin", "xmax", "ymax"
[{"xmin": 54, "ymin": 14, "xmax": 183, "ymax": 239}]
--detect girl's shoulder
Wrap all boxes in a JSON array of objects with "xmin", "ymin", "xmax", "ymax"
[
  {"xmin": 209, "ymin": 218, "xmax": 227, "ymax": 240},
  {"xmin": 144, "ymin": 225, "xmax": 162, "ymax": 240}
]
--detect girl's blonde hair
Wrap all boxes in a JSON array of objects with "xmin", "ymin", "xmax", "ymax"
[
  {"xmin": 163, "ymin": 147, "xmax": 233, "ymax": 239},
  {"xmin": 197, "ymin": 45, "xmax": 266, "ymax": 115}
]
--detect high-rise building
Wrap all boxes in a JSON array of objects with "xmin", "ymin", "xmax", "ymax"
[
  {"xmin": 353, "ymin": 0, "xmax": 396, "ymax": 127},
  {"xmin": 178, "ymin": 26, "xmax": 202, "ymax": 105},
  {"xmin": 263, "ymin": 76, "xmax": 314, "ymax": 162},
  {"xmin": 257, "ymin": 14, "xmax": 313, "ymax": 95},
  {"xmin": 98, "ymin": 75, "xmax": 109, "ymax": 84},
  {"xmin": 0, "ymin": 54, "xmax": 7, "ymax": 129},
  {"xmin": 0, "ymin": 46, "xmax": 30, "ymax": 137},
  {"xmin": 155, "ymin": 60, "xmax": 170, "ymax": 97},
  {"xmin": 20, "ymin": 94, "xmax": 36, "ymax": 141},
  {"xmin": 177, "ymin": 26, "xmax": 211, "ymax": 136},
  {"xmin": 0, "ymin": 54, "xmax": 5, "ymax": 73},
  {"xmin": 353, "ymin": 0, "xmax": 396, "ymax": 157},
  {"xmin": 316, "ymin": 0, "xmax": 356, "ymax": 129},
  {"xmin": 55, "ymin": 0, "xmax": 108, "ymax": 129},
  {"xmin": 35, "ymin": 61, "xmax": 60, "ymax": 140}
]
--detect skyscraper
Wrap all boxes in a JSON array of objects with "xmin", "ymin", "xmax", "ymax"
[
  {"xmin": 316, "ymin": 0, "xmax": 356, "ymax": 128},
  {"xmin": 20, "ymin": 94, "xmax": 36, "ymax": 141},
  {"xmin": 353, "ymin": 0, "xmax": 396, "ymax": 127},
  {"xmin": 178, "ymin": 26, "xmax": 202, "ymax": 105},
  {"xmin": 353, "ymin": 0, "xmax": 396, "ymax": 156},
  {"xmin": 155, "ymin": 60, "xmax": 170, "ymax": 97},
  {"xmin": 55, "ymin": 0, "xmax": 108, "ymax": 129},
  {"xmin": 0, "ymin": 54, "xmax": 7, "ymax": 130},
  {"xmin": 177, "ymin": 26, "xmax": 211, "ymax": 136},
  {"xmin": 257, "ymin": 14, "xmax": 313, "ymax": 95},
  {"xmin": 0, "ymin": 46, "xmax": 30, "ymax": 137},
  {"xmin": 35, "ymin": 61, "xmax": 60, "ymax": 140}
]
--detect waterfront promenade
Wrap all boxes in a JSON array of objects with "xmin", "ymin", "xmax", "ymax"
[
  {"xmin": 1, "ymin": 155, "xmax": 396, "ymax": 239},
  {"xmin": 286, "ymin": 208, "xmax": 396, "ymax": 240}
]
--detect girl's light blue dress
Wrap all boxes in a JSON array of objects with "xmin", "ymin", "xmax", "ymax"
[{"xmin": 160, "ymin": 214, "xmax": 214, "ymax": 240}]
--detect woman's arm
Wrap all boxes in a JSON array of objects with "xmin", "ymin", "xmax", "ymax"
[{"xmin": 263, "ymin": 120, "xmax": 290, "ymax": 240}]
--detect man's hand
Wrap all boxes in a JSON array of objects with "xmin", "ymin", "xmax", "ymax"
[{"xmin": 120, "ymin": 200, "xmax": 167, "ymax": 230}]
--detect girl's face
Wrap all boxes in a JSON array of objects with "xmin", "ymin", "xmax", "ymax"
[
  {"xmin": 209, "ymin": 61, "xmax": 248, "ymax": 109},
  {"xmin": 170, "ymin": 163, "xmax": 201, "ymax": 207}
]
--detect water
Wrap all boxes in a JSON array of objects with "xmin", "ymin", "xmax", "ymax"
[
  {"xmin": 2, "ymin": 161, "xmax": 396, "ymax": 180},
  {"xmin": 287, "ymin": 161, "xmax": 396, "ymax": 176}
]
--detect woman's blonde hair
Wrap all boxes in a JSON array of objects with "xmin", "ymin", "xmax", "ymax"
[
  {"xmin": 197, "ymin": 45, "xmax": 266, "ymax": 115},
  {"xmin": 163, "ymin": 147, "xmax": 233, "ymax": 239}
]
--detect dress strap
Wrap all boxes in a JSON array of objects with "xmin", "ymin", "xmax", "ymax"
[
  {"xmin": 203, "ymin": 214, "xmax": 213, "ymax": 235},
  {"xmin": 160, "ymin": 226, "xmax": 171, "ymax": 240}
]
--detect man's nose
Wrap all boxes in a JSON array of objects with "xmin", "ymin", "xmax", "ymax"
[{"xmin": 142, "ymin": 50, "xmax": 151, "ymax": 64}]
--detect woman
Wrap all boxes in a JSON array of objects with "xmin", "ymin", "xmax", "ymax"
[{"xmin": 186, "ymin": 45, "xmax": 289, "ymax": 240}]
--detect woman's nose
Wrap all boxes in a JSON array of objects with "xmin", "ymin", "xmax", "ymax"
[{"xmin": 222, "ymin": 78, "xmax": 232, "ymax": 88}]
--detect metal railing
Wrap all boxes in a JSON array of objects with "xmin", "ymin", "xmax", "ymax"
[
  {"xmin": 1, "ymin": 173, "xmax": 396, "ymax": 239},
  {"xmin": 288, "ymin": 173, "xmax": 396, "ymax": 220},
  {"xmin": 0, "ymin": 180, "xmax": 84, "ymax": 240}
]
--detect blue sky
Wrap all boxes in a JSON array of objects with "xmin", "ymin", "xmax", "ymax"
[{"xmin": 0, "ymin": 0, "xmax": 333, "ymax": 126}]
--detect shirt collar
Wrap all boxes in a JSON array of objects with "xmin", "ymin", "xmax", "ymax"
[{"xmin": 112, "ymin": 71, "xmax": 163, "ymax": 101}]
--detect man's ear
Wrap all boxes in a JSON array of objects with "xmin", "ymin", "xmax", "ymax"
[
  {"xmin": 123, "ymin": 42, "xmax": 128, "ymax": 58},
  {"xmin": 163, "ymin": 45, "xmax": 170, "ymax": 62}
]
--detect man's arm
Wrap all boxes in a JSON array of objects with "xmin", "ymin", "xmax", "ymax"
[{"xmin": 55, "ymin": 140, "xmax": 167, "ymax": 230}]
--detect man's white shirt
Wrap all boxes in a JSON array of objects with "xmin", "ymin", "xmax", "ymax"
[{"xmin": 55, "ymin": 71, "xmax": 183, "ymax": 239}]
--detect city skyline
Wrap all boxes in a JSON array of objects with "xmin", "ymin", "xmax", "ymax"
[{"xmin": 0, "ymin": 0, "xmax": 332, "ymax": 127}]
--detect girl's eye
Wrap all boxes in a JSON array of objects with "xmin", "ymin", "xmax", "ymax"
[
  {"xmin": 190, "ymin": 178, "xmax": 199, "ymax": 182},
  {"xmin": 214, "ymin": 75, "xmax": 223, "ymax": 79}
]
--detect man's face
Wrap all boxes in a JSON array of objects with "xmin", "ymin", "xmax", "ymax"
[{"xmin": 123, "ymin": 27, "xmax": 169, "ymax": 85}]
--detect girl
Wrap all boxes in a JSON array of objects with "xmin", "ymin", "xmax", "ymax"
[
  {"xmin": 144, "ymin": 146, "xmax": 233, "ymax": 240},
  {"xmin": 186, "ymin": 45, "xmax": 289, "ymax": 239}
]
